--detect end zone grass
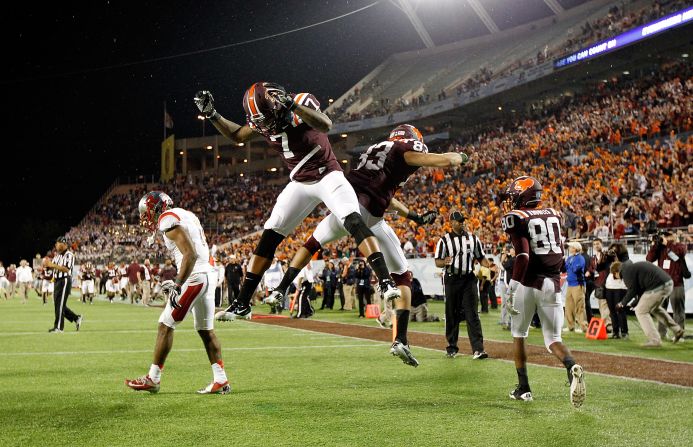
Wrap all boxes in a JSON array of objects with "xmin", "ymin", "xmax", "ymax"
[{"xmin": 0, "ymin": 295, "xmax": 691, "ymax": 447}]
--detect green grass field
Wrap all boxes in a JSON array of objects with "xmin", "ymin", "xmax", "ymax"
[
  {"xmin": 1, "ymin": 292, "xmax": 692, "ymax": 447},
  {"xmin": 312, "ymin": 299, "xmax": 693, "ymax": 362}
]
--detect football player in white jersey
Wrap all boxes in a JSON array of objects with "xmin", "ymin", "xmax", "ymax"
[{"xmin": 125, "ymin": 192, "xmax": 230, "ymax": 395}]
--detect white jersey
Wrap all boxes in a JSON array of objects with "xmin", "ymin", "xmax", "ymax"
[{"xmin": 158, "ymin": 207, "xmax": 213, "ymax": 274}]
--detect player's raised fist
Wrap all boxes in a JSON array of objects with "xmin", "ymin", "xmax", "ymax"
[{"xmin": 194, "ymin": 90, "xmax": 216, "ymax": 118}]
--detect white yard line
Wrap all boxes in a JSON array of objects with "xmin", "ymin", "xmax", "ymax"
[{"xmin": 0, "ymin": 343, "xmax": 382, "ymax": 357}]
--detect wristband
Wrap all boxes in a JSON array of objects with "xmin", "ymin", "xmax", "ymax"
[
  {"xmin": 406, "ymin": 211, "xmax": 421, "ymax": 222},
  {"xmin": 208, "ymin": 111, "xmax": 220, "ymax": 122},
  {"xmin": 174, "ymin": 278, "xmax": 184, "ymax": 287}
]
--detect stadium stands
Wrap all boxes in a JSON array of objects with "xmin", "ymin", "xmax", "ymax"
[{"xmin": 328, "ymin": 0, "xmax": 688, "ymax": 124}]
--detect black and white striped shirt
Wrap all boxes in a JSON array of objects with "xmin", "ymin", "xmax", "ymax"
[
  {"xmin": 435, "ymin": 231, "xmax": 485, "ymax": 276},
  {"xmin": 52, "ymin": 250, "xmax": 74, "ymax": 280}
]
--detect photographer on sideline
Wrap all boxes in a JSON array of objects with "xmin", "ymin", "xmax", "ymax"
[
  {"xmin": 646, "ymin": 231, "xmax": 689, "ymax": 334},
  {"xmin": 614, "ymin": 261, "xmax": 685, "ymax": 347}
]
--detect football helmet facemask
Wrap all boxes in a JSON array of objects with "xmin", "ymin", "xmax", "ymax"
[
  {"xmin": 243, "ymin": 82, "xmax": 291, "ymax": 136},
  {"xmin": 501, "ymin": 176, "xmax": 542, "ymax": 212},
  {"xmin": 138, "ymin": 191, "xmax": 174, "ymax": 232}
]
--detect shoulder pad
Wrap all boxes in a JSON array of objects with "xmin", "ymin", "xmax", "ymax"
[{"xmin": 501, "ymin": 211, "xmax": 526, "ymax": 233}]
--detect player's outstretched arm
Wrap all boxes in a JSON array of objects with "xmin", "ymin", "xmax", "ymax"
[
  {"xmin": 194, "ymin": 90, "xmax": 255, "ymax": 143},
  {"xmin": 403, "ymin": 151, "xmax": 468, "ymax": 168},
  {"xmin": 388, "ymin": 197, "xmax": 437, "ymax": 225}
]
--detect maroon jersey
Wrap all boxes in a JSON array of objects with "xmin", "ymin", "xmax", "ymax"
[
  {"xmin": 160, "ymin": 265, "xmax": 177, "ymax": 281},
  {"xmin": 43, "ymin": 268, "xmax": 53, "ymax": 281},
  {"xmin": 81, "ymin": 265, "xmax": 94, "ymax": 281},
  {"xmin": 263, "ymin": 93, "xmax": 341, "ymax": 183},
  {"xmin": 502, "ymin": 207, "xmax": 564, "ymax": 291},
  {"xmin": 107, "ymin": 268, "xmax": 117, "ymax": 280},
  {"xmin": 346, "ymin": 139, "xmax": 428, "ymax": 217}
]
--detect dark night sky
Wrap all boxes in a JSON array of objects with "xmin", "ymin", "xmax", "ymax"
[{"xmin": 0, "ymin": 0, "xmax": 581, "ymax": 261}]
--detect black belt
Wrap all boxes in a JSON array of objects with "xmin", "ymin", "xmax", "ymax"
[
  {"xmin": 54, "ymin": 276, "xmax": 71, "ymax": 281},
  {"xmin": 445, "ymin": 272, "xmax": 475, "ymax": 279}
]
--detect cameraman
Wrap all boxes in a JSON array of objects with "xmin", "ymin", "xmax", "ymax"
[
  {"xmin": 646, "ymin": 231, "xmax": 689, "ymax": 333},
  {"xmin": 354, "ymin": 260, "xmax": 372, "ymax": 319},
  {"xmin": 614, "ymin": 261, "xmax": 684, "ymax": 347}
]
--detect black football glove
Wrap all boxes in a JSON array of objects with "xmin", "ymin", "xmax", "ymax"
[
  {"xmin": 407, "ymin": 210, "xmax": 438, "ymax": 225},
  {"xmin": 194, "ymin": 90, "xmax": 217, "ymax": 119},
  {"xmin": 267, "ymin": 89, "xmax": 297, "ymax": 111}
]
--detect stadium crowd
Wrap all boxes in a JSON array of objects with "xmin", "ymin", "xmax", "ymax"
[
  {"xmin": 329, "ymin": 0, "xmax": 690, "ymax": 123},
  {"xmin": 39, "ymin": 59, "xmax": 692, "ymax": 268}
]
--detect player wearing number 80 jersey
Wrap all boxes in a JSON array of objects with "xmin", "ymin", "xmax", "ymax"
[{"xmin": 501, "ymin": 176, "xmax": 585, "ymax": 408}]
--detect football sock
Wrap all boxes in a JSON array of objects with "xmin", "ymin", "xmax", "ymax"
[
  {"xmin": 366, "ymin": 252, "xmax": 390, "ymax": 283},
  {"xmin": 212, "ymin": 360, "xmax": 228, "ymax": 383},
  {"xmin": 275, "ymin": 267, "xmax": 301, "ymax": 296},
  {"xmin": 395, "ymin": 309, "xmax": 410, "ymax": 345},
  {"xmin": 562, "ymin": 356, "xmax": 576, "ymax": 382},
  {"xmin": 516, "ymin": 367, "xmax": 530, "ymax": 389},
  {"xmin": 149, "ymin": 364, "xmax": 163, "ymax": 383},
  {"xmin": 236, "ymin": 272, "xmax": 262, "ymax": 306}
]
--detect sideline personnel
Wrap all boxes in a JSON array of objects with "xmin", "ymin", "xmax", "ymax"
[
  {"xmin": 435, "ymin": 211, "xmax": 488, "ymax": 360},
  {"xmin": 44, "ymin": 236, "xmax": 82, "ymax": 333}
]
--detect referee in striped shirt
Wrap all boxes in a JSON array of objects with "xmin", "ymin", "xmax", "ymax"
[
  {"xmin": 44, "ymin": 236, "xmax": 82, "ymax": 333},
  {"xmin": 435, "ymin": 211, "xmax": 488, "ymax": 359}
]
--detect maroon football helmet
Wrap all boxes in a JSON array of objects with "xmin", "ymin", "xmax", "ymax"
[
  {"xmin": 502, "ymin": 176, "xmax": 542, "ymax": 211},
  {"xmin": 388, "ymin": 124, "xmax": 423, "ymax": 143},
  {"xmin": 138, "ymin": 191, "xmax": 174, "ymax": 231},
  {"xmin": 243, "ymin": 82, "xmax": 291, "ymax": 136}
]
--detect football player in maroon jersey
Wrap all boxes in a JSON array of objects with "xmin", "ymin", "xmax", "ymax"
[
  {"xmin": 195, "ymin": 84, "xmax": 403, "ymax": 321},
  {"xmin": 265, "ymin": 124, "xmax": 468, "ymax": 367},
  {"xmin": 501, "ymin": 176, "xmax": 585, "ymax": 408}
]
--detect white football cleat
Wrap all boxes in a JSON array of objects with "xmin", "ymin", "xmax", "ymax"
[
  {"xmin": 569, "ymin": 364, "xmax": 586, "ymax": 408},
  {"xmin": 197, "ymin": 381, "xmax": 231, "ymax": 395},
  {"xmin": 380, "ymin": 279, "xmax": 401, "ymax": 302},
  {"xmin": 263, "ymin": 290, "xmax": 284, "ymax": 306},
  {"xmin": 215, "ymin": 311, "xmax": 236, "ymax": 321}
]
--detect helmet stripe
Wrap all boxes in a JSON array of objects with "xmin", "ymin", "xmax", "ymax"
[
  {"xmin": 157, "ymin": 211, "xmax": 180, "ymax": 226},
  {"xmin": 247, "ymin": 84, "xmax": 259, "ymax": 116}
]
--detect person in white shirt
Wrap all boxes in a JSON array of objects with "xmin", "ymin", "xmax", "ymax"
[
  {"xmin": 215, "ymin": 258, "xmax": 225, "ymax": 307},
  {"xmin": 262, "ymin": 258, "xmax": 285, "ymax": 311},
  {"xmin": 125, "ymin": 192, "xmax": 230, "ymax": 395},
  {"xmin": 141, "ymin": 259, "xmax": 152, "ymax": 306},
  {"xmin": 605, "ymin": 263, "xmax": 629, "ymax": 339},
  {"xmin": 0, "ymin": 262, "xmax": 9, "ymax": 300},
  {"xmin": 16, "ymin": 260, "xmax": 34, "ymax": 304},
  {"xmin": 291, "ymin": 263, "xmax": 315, "ymax": 318}
]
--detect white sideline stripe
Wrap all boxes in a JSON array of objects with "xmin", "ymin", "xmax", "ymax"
[
  {"xmin": 0, "ymin": 343, "xmax": 381, "ymax": 357},
  {"xmin": 251, "ymin": 320, "xmax": 693, "ymax": 390},
  {"xmin": 0, "ymin": 326, "xmax": 294, "ymax": 336},
  {"xmin": 302, "ymin": 317, "xmax": 693, "ymax": 367}
]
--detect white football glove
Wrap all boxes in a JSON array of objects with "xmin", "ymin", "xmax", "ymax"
[
  {"xmin": 161, "ymin": 280, "xmax": 182, "ymax": 309},
  {"xmin": 505, "ymin": 279, "xmax": 521, "ymax": 316},
  {"xmin": 194, "ymin": 90, "xmax": 217, "ymax": 119}
]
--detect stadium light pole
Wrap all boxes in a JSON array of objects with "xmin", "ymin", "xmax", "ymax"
[{"xmin": 389, "ymin": 0, "xmax": 435, "ymax": 48}]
